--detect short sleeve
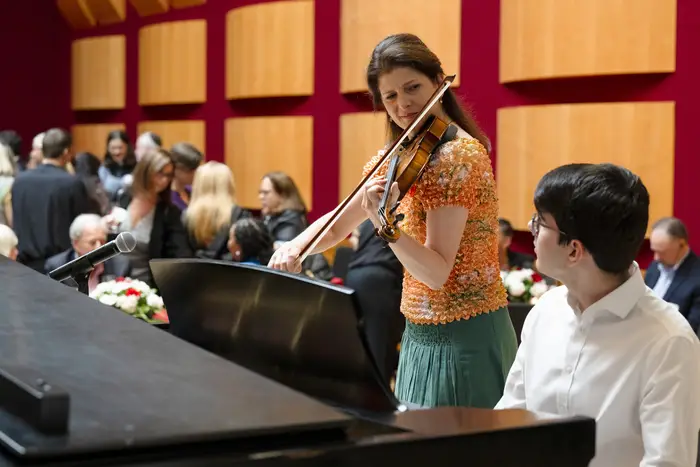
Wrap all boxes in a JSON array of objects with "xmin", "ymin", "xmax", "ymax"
[
  {"xmin": 361, "ymin": 149, "xmax": 390, "ymax": 180},
  {"xmin": 416, "ymin": 138, "xmax": 494, "ymax": 212}
]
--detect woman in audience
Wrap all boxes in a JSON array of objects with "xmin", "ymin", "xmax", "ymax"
[
  {"xmin": 134, "ymin": 131, "xmax": 162, "ymax": 162},
  {"xmin": 74, "ymin": 152, "xmax": 111, "ymax": 216},
  {"xmin": 0, "ymin": 144, "xmax": 17, "ymax": 226},
  {"xmin": 107, "ymin": 149, "xmax": 192, "ymax": 286},
  {"xmin": 259, "ymin": 171, "xmax": 332, "ymax": 280},
  {"xmin": 170, "ymin": 142, "xmax": 203, "ymax": 210},
  {"xmin": 259, "ymin": 171, "xmax": 308, "ymax": 248},
  {"xmin": 183, "ymin": 161, "xmax": 250, "ymax": 259},
  {"xmin": 227, "ymin": 218, "xmax": 274, "ymax": 265},
  {"xmin": 99, "ymin": 130, "xmax": 137, "ymax": 201},
  {"xmin": 0, "ymin": 224, "xmax": 18, "ymax": 260}
]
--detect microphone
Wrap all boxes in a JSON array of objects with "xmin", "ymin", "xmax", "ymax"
[{"xmin": 49, "ymin": 232, "xmax": 136, "ymax": 283}]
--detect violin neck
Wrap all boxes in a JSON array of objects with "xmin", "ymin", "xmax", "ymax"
[{"xmin": 379, "ymin": 155, "xmax": 400, "ymax": 222}]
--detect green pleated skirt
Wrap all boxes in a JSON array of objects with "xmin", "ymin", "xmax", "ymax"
[{"xmin": 394, "ymin": 306, "xmax": 518, "ymax": 408}]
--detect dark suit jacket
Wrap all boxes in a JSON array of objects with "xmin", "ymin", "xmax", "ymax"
[
  {"xmin": 44, "ymin": 248, "xmax": 132, "ymax": 287},
  {"xmin": 644, "ymin": 251, "xmax": 700, "ymax": 333},
  {"xmin": 11, "ymin": 164, "xmax": 95, "ymax": 271}
]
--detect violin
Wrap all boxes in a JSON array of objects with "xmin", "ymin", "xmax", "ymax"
[{"xmin": 297, "ymin": 74, "xmax": 457, "ymax": 262}]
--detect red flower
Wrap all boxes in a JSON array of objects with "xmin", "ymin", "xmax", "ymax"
[
  {"xmin": 532, "ymin": 272, "xmax": 543, "ymax": 283},
  {"xmin": 153, "ymin": 309, "xmax": 169, "ymax": 323},
  {"xmin": 125, "ymin": 288, "xmax": 141, "ymax": 297},
  {"xmin": 115, "ymin": 277, "xmax": 125, "ymax": 282}
]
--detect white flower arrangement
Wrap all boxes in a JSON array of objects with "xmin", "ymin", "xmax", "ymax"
[
  {"xmin": 89, "ymin": 277, "xmax": 168, "ymax": 324},
  {"xmin": 501, "ymin": 268, "xmax": 554, "ymax": 305}
]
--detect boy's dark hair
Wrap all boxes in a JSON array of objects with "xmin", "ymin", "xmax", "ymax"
[
  {"xmin": 534, "ymin": 163, "xmax": 649, "ymax": 275},
  {"xmin": 498, "ymin": 218, "xmax": 514, "ymax": 237},
  {"xmin": 42, "ymin": 128, "xmax": 72, "ymax": 160},
  {"xmin": 233, "ymin": 218, "xmax": 274, "ymax": 264}
]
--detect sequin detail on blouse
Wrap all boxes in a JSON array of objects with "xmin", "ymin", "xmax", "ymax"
[{"xmin": 362, "ymin": 136, "xmax": 508, "ymax": 325}]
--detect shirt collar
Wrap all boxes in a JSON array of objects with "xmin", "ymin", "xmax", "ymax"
[
  {"xmin": 566, "ymin": 262, "xmax": 646, "ymax": 320},
  {"xmin": 657, "ymin": 249, "xmax": 690, "ymax": 273}
]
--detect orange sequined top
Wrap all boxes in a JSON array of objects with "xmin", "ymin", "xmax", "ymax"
[{"xmin": 362, "ymin": 136, "xmax": 508, "ymax": 325}]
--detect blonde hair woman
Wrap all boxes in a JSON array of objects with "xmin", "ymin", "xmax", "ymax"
[
  {"xmin": 0, "ymin": 144, "xmax": 17, "ymax": 226},
  {"xmin": 108, "ymin": 149, "xmax": 192, "ymax": 285},
  {"xmin": 183, "ymin": 161, "xmax": 251, "ymax": 259}
]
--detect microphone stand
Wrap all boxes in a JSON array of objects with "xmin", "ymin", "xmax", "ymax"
[{"xmin": 74, "ymin": 271, "xmax": 91, "ymax": 296}]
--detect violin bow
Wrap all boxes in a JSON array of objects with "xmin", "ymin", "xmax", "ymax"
[{"xmin": 296, "ymin": 74, "xmax": 456, "ymax": 264}]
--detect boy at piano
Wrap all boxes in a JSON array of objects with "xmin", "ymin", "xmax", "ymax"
[{"xmin": 495, "ymin": 163, "xmax": 700, "ymax": 467}]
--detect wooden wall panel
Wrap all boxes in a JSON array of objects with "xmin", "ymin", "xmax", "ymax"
[
  {"xmin": 84, "ymin": 0, "xmax": 126, "ymax": 25},
  {"xmin": 72, "ymin": 123, "xmax": 126, "ymax": 161},
  {"xmin": 226, "ymin": 1, "xmax": 314, "ymax": 99},
  {"xmin": 72, "ymin": 35, "xmax": 126, "ymax": 110},
  {"xmin": 500, "ymin": 0, "xmax": 677, "ymax": 83},
  {"xmin": 170, "ymin": 0, "xmax": 206, "ymax": 8},
  {"xmin": 139, "ymin": 20, "xmax": 206, "ymax": 105},
  {"xmin": 340, "ymin": 0, "xmax": 461, "ymax": 93},
  {"xmin": 339, "ymin": 112, "xmax": 386, "ymax": 202},
  {"xmin": 224, "ymin": 116, "xmax": 313, "ymax": 210},
  {"xmin": 136, "ymin": 120, "xmax": 206, "ymax": 155},
  {"xmin": 496, "ymin": 102, "xmax": 675, "ymax": 236},
  {"xmin": 57, "ymin": 0, "xmax": 97, "ymax": 29},
  {"xmin": 129, "ymin": 0, "xmax": 169, "ymax": 16}
]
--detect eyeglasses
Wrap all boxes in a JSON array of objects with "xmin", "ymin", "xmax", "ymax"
[{"xmin": 529, "ymin": 213, "xmax": 567, "ymax": 239}]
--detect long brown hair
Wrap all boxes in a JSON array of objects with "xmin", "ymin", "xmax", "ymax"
[
  {"xmin": 131, "ymin": 149, "xmax": 172, "ymax": 204},
  {"xmin": 263, "ymin": 171, "xmax": 307, "ymax": 214},
  {"xmin": 366, "ymin": 33, "xmax": 491, "ymax": 153}
]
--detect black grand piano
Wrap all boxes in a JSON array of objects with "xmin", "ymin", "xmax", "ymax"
[{"xmin": 0, "ymin": 256, "xmax": 596, "ymax": 466}]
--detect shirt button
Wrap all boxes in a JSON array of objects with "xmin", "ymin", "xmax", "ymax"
[{"xmin": 565, "ymin": 365, "xmax": 573, "ymax": 373}]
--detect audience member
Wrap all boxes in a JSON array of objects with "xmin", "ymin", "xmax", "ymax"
[
  {"xmin": 0, "ymin": 144, "xmax": 17, "ymax": 226},
  {"xmin": 108, "ymin": 149, "xmax": 192, "ymax": 286},
  {"xmin": 0, "ymin": 130, "xmax": 23, "ymax": 170},
  {"xmin": 0, "ymin": 224, "xmax": 18, "ymax": 260},
  {"xmin": 11, "ymin": 128, "xmax": 93, "ymax": 272},
  {"xmin": 183, "ymin": 161, "xmax": 250, "ymax": 259},
  {"xmin": 99, "ymin": 130, "xmax": 137, "ymax": 201},
  {"xmin": 134, "ymin": 131, "xmax": 161, "ymax": 162},
  {"xmin": 497, "ymin": 218, "xmax": 535, "ymax": 271},
  {"xmin": 345, "ymin": 219, "xmax": 404, "ymax": 382},
  {"xmin": 169, "ymin": 142, "xmax": 203, "ymax": 210},
  {"xmin": 495, "ymin": 163, "xmax": 700, "ymax": 467},
  {"xmin": 74, "ymin": 152, "xmax": 111, "ymax": 216},
  {"xmin": 226, "ymin": 217, "xmax": 274, "ymax": 265},
  {"xmin": 645, "ymin": 216, "xmax": 700, "ymax": 334},
  {"xmin": 28, "ymin": 132, "xmax": 44, "ymax": 170},
  {"xmin": 259, "ymin": 171, "xmax": 332, "ymax": 280},
  {"xmin": 44, "ymin": 214, "xmax": 131, "ymax": 291}
]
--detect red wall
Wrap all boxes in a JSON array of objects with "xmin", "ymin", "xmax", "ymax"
[
  {"xmin": 5, "ymin": 0, "xmax": 699, "ymax": 268},
  {"xmin": 0, "ymin": 0, "xmax": 72, "ymax": 152}
]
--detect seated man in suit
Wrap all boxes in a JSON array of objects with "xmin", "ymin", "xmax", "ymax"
[
  {"xmin": 498, "ymin": 218, "xmax": 535, "ymax": 271},
  {"xmin": 45, "ymin": 214, "xmax": 131, "ymax": 292},
  {"xmin": 645, "ymin": 216, "xmax": 700, "ymax": 334}
]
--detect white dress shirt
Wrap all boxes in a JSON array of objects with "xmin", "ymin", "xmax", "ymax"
[{"xmin": 495, "ymin": 263, "xmax": 700, "ymax": 467}]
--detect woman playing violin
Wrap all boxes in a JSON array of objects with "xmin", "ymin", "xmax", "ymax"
[{"xmin": 269, "ymin": 33, "xmax": 518, "ymax": 408}]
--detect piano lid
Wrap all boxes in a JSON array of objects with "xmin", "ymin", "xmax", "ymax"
[
  {"xmin": 0, "ymin": 257, "xmax": 351, "ymax": 461},
  {"xmin": 149, "ymin": 259, "xmax": 402, "ymax": 415}
]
